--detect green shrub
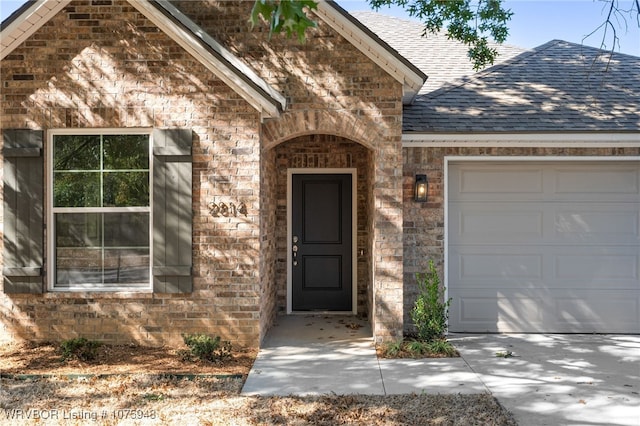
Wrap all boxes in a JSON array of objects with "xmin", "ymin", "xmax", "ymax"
[
  {"xmin": 406, "ymin": 340, "xmax": 428, "ymax": 355},
  {"xmin": 181, "ymin": 334, "xmax": 232, "ymax": 362},
  {"xmin": 382, "ymin": 340, "xmax": 404, "ymax": 357},
  {"xmin": 426, "ymin": 339, "xmax": 458, "ymax": 357},
  {"xmin": 411, "ymin": 260, "xmax": 452, "ymax": 342},
  {"xmin": 60, "ymin": 337, "xmax": 101, "ymax": 362}
]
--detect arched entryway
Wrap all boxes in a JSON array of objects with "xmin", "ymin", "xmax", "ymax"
[
  {"xmin": 258, "ymin": 111, "xmax": 405, "ymax": 345},
  {"xmin": 269, "ymin": 135, "xmax": 373, "ymax": 320}
]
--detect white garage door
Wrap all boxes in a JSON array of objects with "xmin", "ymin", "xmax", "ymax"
[{"xmin": 448, "ymin": 161, "xmax": 640, "ymax": 333}]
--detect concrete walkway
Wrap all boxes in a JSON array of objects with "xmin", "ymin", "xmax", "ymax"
[
  {"xmin": 242, "ymin": 315, "xmax": 485, "ymax": 395},
  {"xmin": 242, "ymin": 315, "xmax": 640, "ymax": 426}
]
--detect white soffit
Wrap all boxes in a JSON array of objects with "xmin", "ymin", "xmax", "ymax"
[
  {"xmin": 315, "ymin": 1, "xmax": 426, "ymax": 105},
  {"xmin": 402, "ymin": 133, "xmax": 640, "ymax": 147},
  {"xmin": 0, "ymin": 0, "xmax": 71, "ymax": 60}
]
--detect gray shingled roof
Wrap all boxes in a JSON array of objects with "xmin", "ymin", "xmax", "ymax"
[
  {"xmin": 351, "ymin": 11, "xmax": 526, "ymax": 94},
  {"xmin": 403, "ymin": 40, "xmax": 640, "ymax": 132},
  {"xmin": 352, "ymin": 12, "xmax": 640, "ymax": 133}
]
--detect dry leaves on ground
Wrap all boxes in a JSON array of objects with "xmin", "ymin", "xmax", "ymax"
[
  {"xmin": 0, "ymin": 342, "xmax": 256, "ymax": 376},
  {"xmin": 0, "ymin": 342, "xmax": 517, "ymax": 425}
]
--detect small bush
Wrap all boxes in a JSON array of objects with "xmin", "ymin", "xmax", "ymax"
[
  {"xmin": 411, "ymin": 260, "xmax": 452, "ymax": 342},
  {"xmin": 426, "ymin": 339, "xmax": 458, "ymax": 357},
  {"xmin": 406, "ymin": 340, "xmax": 428, "ymax": 355},
  {"xmin": 382, "ymin": 340, "xmax": 404, "ymax": 357},
  {"xmin": 60, "ymin": 337, "xmax": 101, "ymax": 362},
  {"xmin": 180, "ymin": 334, "xmax": 232, "ymax": 362}
]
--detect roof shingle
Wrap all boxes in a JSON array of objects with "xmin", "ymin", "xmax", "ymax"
[{"xmin": 352, "ymin": 12, "xmax": 640, "ymax": 133}]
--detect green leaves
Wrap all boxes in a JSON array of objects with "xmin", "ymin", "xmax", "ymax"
[
  {"xmin": 249, "ymin": 0, "xmax": 511, "ymax": 68},
  {"xmin": 250, "ymin": 0, "xmax": 318, "ymax": 42},
  {"xmin": 411, "ymin": 260, "xmax": 451, "ymax": 342},
  {"xmin": 370, "ymin": 0, "xmax": 513, "ymax": 70}
]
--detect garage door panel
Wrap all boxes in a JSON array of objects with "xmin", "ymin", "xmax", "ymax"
[
  {"xmin": 448, "ymin": 161, "xmax": 640, "ymax": 334},
  {"xmin": 555, "ymin": 252, "xmax": 638, "ymax": 281},
  {"xmin": 451, "ymin": 289, "xmax": 640, "ymax": 333},
  {"xmin": 452, "ymin": 206, "xmax": 543, "ymax": 242},
  {"xmin": 451, "ymin": 289, "xmax": 548, "ymax": 332},
  {"xmin": 451, "ymin": 164, "xmax": 640, "ymax": 203},
  {"xmin": 555, "ymin": 207, "xmax": 640, "ymax": 243},
  {"xmin": 452, "ymin": 204, "xmax": 640, "ymax": 244},
  {"xmin": 455, "ymin": 167, "xmax": 543, "ymax": 196},
  {"xmin": 451, "ymin": 250, "xmax": 543, "ymax": 282},
  {"xmin": 451, "ymin": 245, "xmax": 639, "ymax": 289},
  {"xmin": 554, "ymin": 167, "xmax": 639, "ymax": 195},
  {"xmin": 555, "ymin": 294, "xmax": 639, "ymax": 329}
]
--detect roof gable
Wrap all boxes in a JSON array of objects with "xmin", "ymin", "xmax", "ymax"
[
  {"xmin": 316, "ymin": 2, "xmax": 427, "ymax": 104},
  {"xmin": 1, "ymin": 1, "xmax": 426, "ymax": 110},
  {"xmin": 1, "ymin": 0, "xmax": 285, "ymax": 118}
]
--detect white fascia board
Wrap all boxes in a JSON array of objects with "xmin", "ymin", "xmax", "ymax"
[
  {"xmin": 315, "ymin": 1, "xmax": 425, "ymax": 105},
  {"xmin": 402, "ymin": 133, "xmax": 640, "ymax": 147},
  {"xmin": 129, "ymin": 0, "xmax": 284, "ymax": 119},
  {"xmin": 1, "ymin": 0, "xmax": 71, "ymax": 60}
]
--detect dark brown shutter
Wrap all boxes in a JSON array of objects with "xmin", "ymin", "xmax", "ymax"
[{"xmin": 3, "ymin": 129, "xmax": 44, "ymax": 293}]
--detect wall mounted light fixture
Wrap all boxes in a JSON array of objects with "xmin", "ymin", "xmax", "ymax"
[{"xmin": 414, "ymin": 174, "xmax": 428, "ymax": 202}]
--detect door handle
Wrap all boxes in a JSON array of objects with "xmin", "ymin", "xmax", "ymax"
[
  {"xmin": 292, "ymin": 242, "xmax": 298, "ymax": 266},
  {"xmin": 292, "ymin": 235, "xmax": 299, "ymax": 266}
]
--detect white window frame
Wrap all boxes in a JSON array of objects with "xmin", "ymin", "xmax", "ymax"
[{"xmin": 47, "ymin": 129, "xmax": 154, "ymax": 292}]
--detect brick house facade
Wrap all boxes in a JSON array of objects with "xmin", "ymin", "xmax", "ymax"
[
  {"xmin": 0, "ymin": 0, "xmax": 422, "ymax": 345},
  {"xmin": 1, "ymin": 1, "xmax": 638, "ymax": 346}
]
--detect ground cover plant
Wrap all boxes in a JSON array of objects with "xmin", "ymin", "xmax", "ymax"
[
  {"xmin": 179, "ymin": 334, "xmax": 232, "ymax": 363},
  {"xmin": 60, "ymin": 337, "xmax": 102, "ymax": 362}
]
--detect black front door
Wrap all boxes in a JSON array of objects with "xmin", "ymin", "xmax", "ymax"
[{"xmin": 291, "ymin": 174, "xmax": 352, "ymax": 311}]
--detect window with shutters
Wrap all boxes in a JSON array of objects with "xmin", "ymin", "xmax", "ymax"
[{"xmin": 48, "ymin": 130, "xmax": 152, "ymax": 291}]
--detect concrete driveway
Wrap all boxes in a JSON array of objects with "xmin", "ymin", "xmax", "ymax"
[
  {"xmin": 451, "ymin": 333, "xmax": 640, "ymax": 426},
  {"xmin": 243, "ymin": 316, "xmax": 640, "ymax": 425}
]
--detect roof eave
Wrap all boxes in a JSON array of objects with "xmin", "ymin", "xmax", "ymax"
[
  {"xmin": 402, "ymin": 131, "xmax": 640, "ymax": 147},
  {"xmin": 0, "ymin": 0, "xmax": 71, "ymax": 60},
  {"xmin": 315, "ymin": 1, "xmax": 427, "ymax": 105},
  {"xmin": 135, "ymin": 0, "xmax": 285, "ymax": 119}
]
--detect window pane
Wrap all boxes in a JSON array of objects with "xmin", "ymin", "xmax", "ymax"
[
  {"xmin": 104, "ymin": 213, "xmax": 149, "ymax": 247},
  {"xmin": 103, "ymin": 172, "xmax": 149, "ymax": 207},
  {"xmin": 55, "ymin": 213, "xmax": 150, "ymax": 287},
  {"xmin": 103, "ymin": 135, "xmax": 149, "ymax": 170},
  {"xmin": 103, "ymin": 249, "xmax": 150, "ymax": 284},
  {"xmin": 54, "ymin": 172, "xmax": 100, "ymax": 207},
  {"xmin": 56, "ymin": 213, "xmax": 101, "ymax": 248},
  {"xmin": 53, "ymin": 135, "xmax": 100, "ymax": 170},
  {"xmin": 56, "ymin": 248, "xmax": 103, "ymax": 285}
]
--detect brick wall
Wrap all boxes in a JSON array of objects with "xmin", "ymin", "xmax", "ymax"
[
  {"xmin": 0, "ymin": 0, "xmax": 263, "ymax": 346},
  {"xmin": 175, "ymin": 1, "xmax": 406, "ymax": 340},
  {"xmin": 402, "ymin": 145, "xmax": 640, "ymax": 333},
  {"xmin": 1, "ymin": 0, "xmax": 407, "ymax": 345}
]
